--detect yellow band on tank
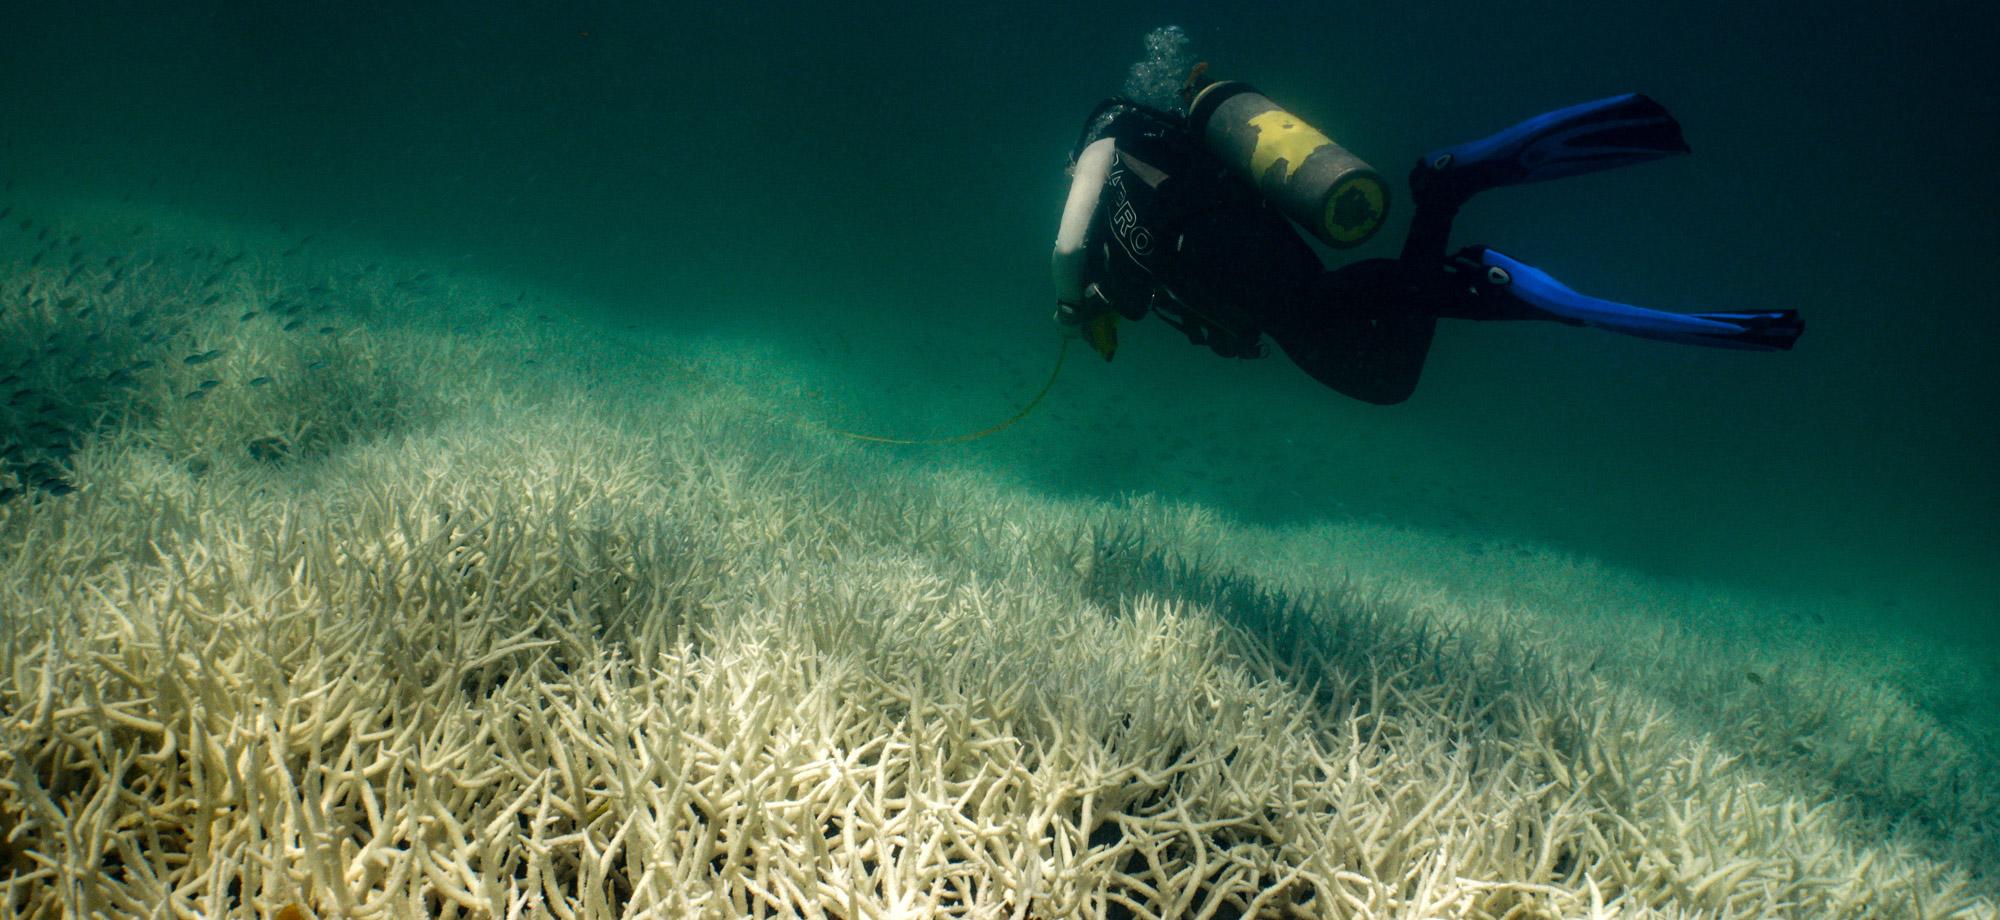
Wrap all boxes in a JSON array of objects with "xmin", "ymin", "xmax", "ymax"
[
  {"xmin": 1246, "ymin": 110, "xmax": 1333, "ymax": 182},
  {"xmin": 1321, "ymin": 174, "xmax": 1388, "ymax": 247}
]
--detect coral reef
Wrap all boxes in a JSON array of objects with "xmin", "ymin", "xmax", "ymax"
[{"xmin": 0, "ymin": 199, "xmax": 1993, "ymax": 918}]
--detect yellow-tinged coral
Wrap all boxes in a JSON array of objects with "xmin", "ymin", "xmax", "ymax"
[{"xmin": 0, "ymin": 199, "xmax": 1994, "ymax": 919}]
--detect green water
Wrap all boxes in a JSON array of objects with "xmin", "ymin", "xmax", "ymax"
[{"xmin": 3, "ymin": 2, "xmax": 1993, "ymax": 636}]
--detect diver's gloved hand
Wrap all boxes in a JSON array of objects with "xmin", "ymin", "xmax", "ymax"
[
  {"xmin": 1054, "ymin": 284, "xmax": 1120, "ymax": 361},
  {"xmin": 1054, "ymin": 282, "xmax": 1115, "ymax": 326}
]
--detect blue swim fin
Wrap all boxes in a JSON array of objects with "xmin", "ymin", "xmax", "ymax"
[
  {"xmin": 1480, "ymin": 248, "xmax": 1802, "ymax": 351},
  {"xmin": 1416, "ymin": 94, "xmax": 1691, "ymax": 202}
]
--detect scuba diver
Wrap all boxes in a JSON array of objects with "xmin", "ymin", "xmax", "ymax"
[{"xmin": 1051, "ymin": 66, "xmax": 1803, "ymax": 404}]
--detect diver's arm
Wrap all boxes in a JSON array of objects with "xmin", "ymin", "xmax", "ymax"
[{"xmin": 1051, "ymin": 137, "xmax": 1116, "ymax": 318}]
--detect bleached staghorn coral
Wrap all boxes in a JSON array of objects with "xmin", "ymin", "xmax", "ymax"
[
  {"xmin": 0, "ymin": 203, "xmax": 1994, "ymax": 918},
  {"xmin": 1182, "ymin": 509, "xmax": 2000, "ymax": 880}
]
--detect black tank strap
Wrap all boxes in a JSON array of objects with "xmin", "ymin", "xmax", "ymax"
[
  {"xmin": 1152, "ymin": 287, "xmax": 1266, "ymax": 358},
  {"xmin": 1069, "ymin": 96, "xmax": 1192, "ymax": 162}
]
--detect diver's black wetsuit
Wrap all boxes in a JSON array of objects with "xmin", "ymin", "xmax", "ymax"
[{"xmin": 1064, "ymin": 99, "xmax": 1547, "ymax": 405}]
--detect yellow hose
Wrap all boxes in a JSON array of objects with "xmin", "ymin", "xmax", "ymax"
[{"xmin": 818, "ymin": 336, "xmax": 1071, "ymax": 445}]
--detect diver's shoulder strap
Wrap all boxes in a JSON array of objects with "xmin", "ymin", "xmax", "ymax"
[
  {"xmin": 1070, "ymin": 96, "xmax": 1190, "ymax": 162},
  {"xmin": 1070, "ymin": 98, "xmax": 1126, "ymax": 161}
]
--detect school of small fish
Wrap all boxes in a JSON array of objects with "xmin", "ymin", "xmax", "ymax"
[{"xmin": 0, "ymin": 186, "xmax": 436, "ymax": 503}]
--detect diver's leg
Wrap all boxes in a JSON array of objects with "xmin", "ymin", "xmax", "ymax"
[
  {"xmin": 1401, "ymin": 189, "xmax": 1465, "ymax": 263},
  {"xmin": 1264, "ymin": 260, "xmax": 1440, "ymax": 405},
  {"xmin": 1261, "ymin": 250, "xmax": 1599, "ymax": 404}
]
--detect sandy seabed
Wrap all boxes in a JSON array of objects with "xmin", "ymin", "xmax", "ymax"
[{"xmin": 1, "ymin": 199, "xmax": 1994, "ymax": 919}]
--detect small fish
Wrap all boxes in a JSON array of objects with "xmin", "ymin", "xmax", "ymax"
[
  {"xmin": 1746, "ymin": 671, "xmax": 1766, "ymax": 686},
  {"xmin": 197, "ymin": 379, "xmax": 220, "ymax": 390},
  {"xmin": 239, "ymin": 311, "xmax": 259, "ymax": 322},
  {"xmin": 184, "ymin": 389, "xmax": 207, "ymax": 400},
  {"xmin": 183, "ymin": 349, "xmax": 224, "ymax": 366},
  {"xmin": 306, "ymin": 360, "xmax": 328, "ymax": 370},
  {"xmin": 246, "ymin": 436, "xmax": 290, "ymax": 463},
  {"xmin": 317, "ymin": 326, "xmax": 336, "ymax": 335},
  {"xmin": 248, "ymin": 375, "xmax": 273, "ymax": 387},
  {"xmin": 283, "ymin": 319, "xmax": 306, "ymax": 332},
  {"xmin": 0, "ymin": 206, "xmax": 9, "ymax": 220}
]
